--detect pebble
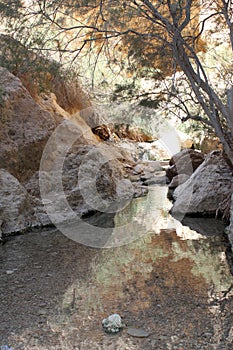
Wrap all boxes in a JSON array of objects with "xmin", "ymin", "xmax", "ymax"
[{"xmin": 127, "ymin": 327, "xmax": 150, "ymax": 338}]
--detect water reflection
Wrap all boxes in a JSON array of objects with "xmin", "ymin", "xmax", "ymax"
[
  {"xmin": 2, "ymin": 184, "xmax": 233, "ymax": 349},
  {"xmin": 57, "ymin": 185, "xmax": 233, "ymax": 348},
  {"xmin": 82, "ymin": 184, "xmax": 225, "ymax": 247}
]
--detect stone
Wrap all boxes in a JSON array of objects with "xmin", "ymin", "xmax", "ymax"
[
  {"xmin": 127, "ymin": 327, "xmax": 150, "ymax": 338},
  {"xmin": 0, "ymin": 169, "xmax": 37, "ymax": 234},
  {"xmin": 141, "ymin": 160, "xmax": 163, "ymax": 172},
  {"xmin": 92, "ymin": 124, "xmax": 111, "ymax": 140},
  {"xmin": 0, "ymin": 67, "xmax": 57, "ymax": 181},
  {"xmin": 102, "ymin": 314, "xmax": 124, "ymax": 334},
  {"xmin": 143, "ymin": 173, "xmax": 168, "ymax": 186},
  {"xmin": 0, "ymin": 345, "xmax": 13, "ymax": 350},
  {"xmin": 168, "ymin": 174, "xmax": 190, "ymax": 189},
  {"xmin": 171, "ymin": 151, "xmax": 232, "ymax": 216},
  {"xmin": 138, "ymin": 141, "xmax": 171, "ymax": 161},
  {"xmin": 24, "ymin": 140, "xmax": 138, "ymax": 227},
  {"xmin": 166, "ymin": 149, "xmax": 205, "ymax": 182}
]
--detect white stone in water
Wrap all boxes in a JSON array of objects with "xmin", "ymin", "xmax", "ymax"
[{"xmin": 102, "ymin": 313, "xmax": 124, "ymax": 333}]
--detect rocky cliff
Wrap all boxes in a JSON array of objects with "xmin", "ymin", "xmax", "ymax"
[{"xmin": 0, "ymin": 66, "xmax": 150, "ymax": 238}]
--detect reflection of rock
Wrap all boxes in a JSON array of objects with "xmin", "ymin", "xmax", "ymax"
[
  {"xmin": 171, "ymin": 151, "xmax": 232, "ymax": 216},
  {"xmin": 166, "ymin": 149, "xmax": 204, "ymax": 182}
]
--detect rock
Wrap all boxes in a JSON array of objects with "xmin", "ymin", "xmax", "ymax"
[
  {"xmin": 166, "ymin": 149, "xmax": 205, "ymax": 182},
  {"xmin": 0, "ymin": 345, "xmax": 13, "ymax": 350},
  {"xmin": 102, "ymin": 314, "xmax": 124, "ymax": 334},
  {"xmin": 127, "ymin": 327, "xmax": 150, "ymax": 338},
  {"xmin": 137, "ymin": 141, "xmax": 171, "ymax": 161},
  {"xmin": 141, "ymin": 160, "xmax": 163, "ymax": 172},
  {"xmin": 0, "ymin": 67, "xmax": 57, "ymax": 181},
  {"xmin": 92, "ymin": 124, "xmax": 111, "ymax": 140},
  {"xmin": 133, "ymin": 163, "xmax": 144, "ymax": 174},
  {"xmin": 24, "ymin": 139, "xmax": 138, "ymax": 227},
  {"xmin": 168, "ymin": 174, "xmax": 190, "ymax": 189},
  {"xmin": 171, "ymin": 151, "xmax": 232, "ymax": 216},
  {"xmin": 79, "ymin": 107, "xmax": 106, "ymax": 129},
  {"xmin": 143, "ymin": 173, "xmax": 168, "ymax": 186},
  {"xmin": 116, "ymin": 178, "xmax": 134, "ymax": 199},
  {"xmin": 0, "ymin": 169, "xmax": 36, "ymax": 234}
]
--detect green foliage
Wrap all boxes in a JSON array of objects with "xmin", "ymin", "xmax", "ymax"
[{"xmin": 179, "ymin": 119, "xmax": 214, "ymax": 139}]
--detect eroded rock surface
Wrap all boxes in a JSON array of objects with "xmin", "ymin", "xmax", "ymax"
[
  {"xmin": 166, "ymin": 149, "xmax": 205, "ymax": 182},
  {"xmin": 171, "ymin": 151, "xmax": 232, "ymax": 216},
  {"xmin": 0, "ymin": 169, "xmax": 36, "ymax": 234},
  {"xmin": 0, "ymin": 67, "xmax": 57, "ymax": 181}
]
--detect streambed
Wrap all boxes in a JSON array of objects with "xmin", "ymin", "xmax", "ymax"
[{"xmin": 0, "ymin": 184, "xmax": 233, "ymax": 349}]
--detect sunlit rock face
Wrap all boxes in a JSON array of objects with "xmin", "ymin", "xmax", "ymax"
[
  {"xmin": 171, "ymin": 151, "xmax": 232, "ymax": 217},
  {"xmin": 0, "ymin": 67, "xmax": 141, "ymax": 234},
  {"xmin": 0, "ymin": 67, "xmax": 57, "ymax": 182}
]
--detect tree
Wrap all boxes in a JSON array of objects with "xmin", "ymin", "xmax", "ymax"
[{"xmin": 2, "ymin": 1, "xmax": 233, "ymax": 165}]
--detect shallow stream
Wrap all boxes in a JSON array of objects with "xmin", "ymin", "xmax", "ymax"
[{"xmin": 1, "ymin": 184, "xmax": 233, "ymax": 349}]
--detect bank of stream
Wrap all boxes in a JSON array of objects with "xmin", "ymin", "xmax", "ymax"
[{"xmin": 1, "ymin": 183, "xmax": 233, "ymax": 349}]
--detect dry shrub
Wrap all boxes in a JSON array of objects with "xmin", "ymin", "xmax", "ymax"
[{"xmin": 0, "ymin": 34, "xmax": 91, "ymax": 114}]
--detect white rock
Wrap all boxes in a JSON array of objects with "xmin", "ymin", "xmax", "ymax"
[{"xmin": 102, "ymin": 314, "xmax": 124, "ymax": 333}]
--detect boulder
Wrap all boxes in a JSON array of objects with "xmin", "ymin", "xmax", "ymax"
[
  {"xmin": 168, "ymin": 174, "xmax": 190, "ymax": 189},
  {"xmin": 25, "ymin": 137, "xmax": 136, "ymax": 225},
  {"xmin": 0, "ymin": 67, "xmax": 57, "ymax": 181},
  {"xmin": 171, "ymin": 151, "xmax": 232, "ymax": 216},
  {"xmin": 0, "ymin": 169, "xmax": 37, "ymax": 234},
  {"xmin": 166, "ymin": 149, "xmax": 205, "ymax": 182}
]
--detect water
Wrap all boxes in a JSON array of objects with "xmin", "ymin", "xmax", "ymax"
[{"xmin": 0, "ymin": 185, "xmax": 233, "ymax": 349}]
